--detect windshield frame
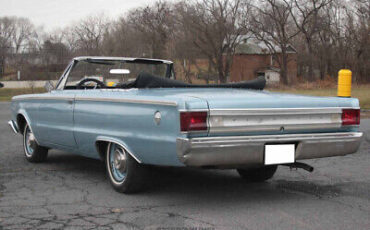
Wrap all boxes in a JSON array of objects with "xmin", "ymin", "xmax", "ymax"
[{"xmin": 56, "ymin": 56, "xmax": 174, "ymax": 90}]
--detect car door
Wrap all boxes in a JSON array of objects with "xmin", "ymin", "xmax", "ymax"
[{"xmin": 36, "ymin": 90, "xmax": 77, "ymax": 147}]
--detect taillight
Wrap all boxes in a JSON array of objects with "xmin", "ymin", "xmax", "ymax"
[
  {"xmin": 341, "ymin": 109, "xmax": 360, "ymax": 126},
  {"xmin": 180, "ymin": 111, "xmax": 208, "ymax": 132}
]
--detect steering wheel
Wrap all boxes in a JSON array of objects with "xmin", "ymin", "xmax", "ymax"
[{"xmin": 77, "ymin": 78, "xmax": 105, "ymax": 89}]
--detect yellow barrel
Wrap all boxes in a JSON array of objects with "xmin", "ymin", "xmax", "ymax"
[{"xmin": 337, "ymin": 69, "xmax": 352, "ymax": 97}]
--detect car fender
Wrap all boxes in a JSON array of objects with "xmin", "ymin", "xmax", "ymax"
[{"xmin": 14, "ymin": 109, "xmax": 43, "ymax": 145}]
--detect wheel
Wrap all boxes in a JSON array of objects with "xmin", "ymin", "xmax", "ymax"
[
  {"xmin": 106, "ymin": 142, "xmax": 145, "ymax": 193},
  {"xmin": 23, "ymin": 124, "xmax": 48, "ymax": 162},
  {"xmin": 237, "ymin": 165, "xmax": 278, "ymax": 182}
]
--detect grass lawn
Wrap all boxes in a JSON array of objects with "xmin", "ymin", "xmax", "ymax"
[
  {"xmin": 270, "ymin": 85, "xmax": 370, "ymax": 109},
  {"xmin": 0, "ymin": 88, "xmax": 45, "ymax": 101}
]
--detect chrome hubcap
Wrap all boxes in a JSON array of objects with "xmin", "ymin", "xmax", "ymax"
[
  {"xmin": 25, "ymin": 127, "xmax": 36, "ymax": 156},
  {"xmin": 108, "ymin": 143, "xmax": 128, "ymax": 183},
  {"xmin": 113, "ymin": 147, "xmax": 127, "ymax": 174},
  {"xmin": 27, "ymin": 131, "xmax": 36, "ymax": 149}
]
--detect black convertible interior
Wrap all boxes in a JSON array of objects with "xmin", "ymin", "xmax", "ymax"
[
  {"xmin": 70, "ymin": 72, "xmax": 266, "ymax": 90},
  {"xmin": 120, "ymin": 72, "xmax": 266, "ymax": 90}
]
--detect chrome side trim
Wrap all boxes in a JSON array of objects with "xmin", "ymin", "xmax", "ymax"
[
  {"xmin": 13, "ymin": 96, "xmax": 74, "ymax": 101},
  {"xmin": 177, "ymin": 132, "xmax": 363, "ymax": 167},
  {"xmin": 12, "ymin": 95, "xmax": 177, "ymax": 106},
  {"xmin": 178, "ymin": 109, "xmax": 209, "ymax": 112},
  {"xmin": 75, "ymin": 97, "xmax": 177, "ymax": 106},
  {"xmin": 8, "ymin": 120, "xmax": 19, "ymax": 134}
]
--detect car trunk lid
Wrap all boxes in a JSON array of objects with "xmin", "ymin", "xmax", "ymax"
[{"xmin": 166, "ymin": 88, "xmax": 359, "ymax": 136}]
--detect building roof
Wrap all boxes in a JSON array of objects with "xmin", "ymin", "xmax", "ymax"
[{"xmin": 234, "ymin": 36, "xmax": 297, "ymax": 55}]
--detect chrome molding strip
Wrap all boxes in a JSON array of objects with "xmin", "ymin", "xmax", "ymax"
[
  {"xmin": 183, "ymin": 132, "xmax": 363, "ymax": 148},
  {"xmin": 13, "ymin": 96, "xmax": 74, "ymax": 101},
  {"xmin": 75, "ymin": 97, "xmax": 177, "ymax": 106},
  {"xmin": 8, "ymin": 120, "xmax": 19, "ymax": 134},
  {"xmin": 209, "ymin": 107, "xmax": 357, "ymax": 116},
  {"xmin": 209, "ymin": 123, "xmax": 343, "ymax": 133},
  {"xmin": 178, "ymin": 109, "xmax": 209, "ymax": 112},
  {"xmin": 13, "ymin": 95, "xmax": 177, "ymax": 106},
  {"xmin": 208, "ymin": 107, "xmax": 358, "ymax": 133}
]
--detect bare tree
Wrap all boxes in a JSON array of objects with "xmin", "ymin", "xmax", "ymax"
[
  {"xmin": 12, "ymin": 17, "xmax": 37, "ymax": 54},
  {"xmin": 103, "ymin": 18, "xmax": 132, "ymax": 56},
  {"xmin": 72, "ymin": 14, "xmax": 111, "ymax": 55},
  {"xmin": 344, "ymin": 0, "xmax": 370, "ymax": 82},
  {"xmin": 0, "ymin": 17, "xmax": 15, "ymax": 49},
  {"xmin": 61, "ymin": 26, "xmax": 79, "ymax": 54},
  {"xmin": 285, "ymin": 0, "xmax": 332, "ymax": 80},
  {"xmin": 0, "ymin": 0, "xmax": 369, "ymax": 84},
  {"xmin": 177, "ymin": 0, "xmax": 246, "ymax": 83},
  {"xmin": 127, "ymin": 1, "xmax": 175, "ymax": 59},
  {"xmin": 249, "ymin": 0, "xmax": 299, "ymax": 84},
  {"xmin": 0, "ymin": 17, "xmax": 15, "ymax": 77},
  {"xmin": 0, "ymin": 16, "xmax": 39, "ymax": 78}
]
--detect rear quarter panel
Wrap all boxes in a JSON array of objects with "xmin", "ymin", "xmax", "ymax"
[{"xmin": 73, "ymin": 93, "xmax": 208, "ymax": 166}]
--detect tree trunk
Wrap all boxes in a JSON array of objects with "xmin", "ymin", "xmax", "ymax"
[
  {"xmin": 206, "ymin": 58, "xmax": 212, "ymax": 84},
  {"xmin": 217, "ymin": 55, "xmax": 227, "ymax": 83},
  {"xmin": 280, "ymin": 52, "xmax": 289, "ymax": 85},
  {"xmin": 319, "ymin": 54, "xmax": 326, "ymax": 80},
  {"xmin": 219, "ymin": 71, "xmax": 227, "ymax": 83},
  {"xmin": 307, "ymin": 42, "xmax": 314, "ymax": 81}
]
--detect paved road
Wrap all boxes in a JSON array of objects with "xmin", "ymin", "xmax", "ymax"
[{"xmin": 0, "ymin": 102, "xmax": 369, "ymax": 230}]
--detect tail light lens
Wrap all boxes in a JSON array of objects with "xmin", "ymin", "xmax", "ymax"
[
  {"xmin": 341, "ymin": 109, "xmax": 360, "ymax": 126},
  {"xmin": 180, "ymin": 111, "xmax": 208, "ymax": 132}
]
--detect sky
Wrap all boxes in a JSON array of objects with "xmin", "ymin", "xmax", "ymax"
[{"xmin": 0, "ymin": 0, "xmax": 160, "ymax": 31}]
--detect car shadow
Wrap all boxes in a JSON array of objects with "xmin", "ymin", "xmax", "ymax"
[
  {"xmin": 43, "ymin": 151, "xmax": 106, "ymax": 178},
  {"xmin": 45, "ymin": 151, "xmax": 293, "ymax": 201},
  {"xmin": 43, "ymin": 150, "xmax": 370, "ymax": 205},
  {"xmin": 42, "ymin": 150, "xmax": 367, "ymax": 209}
]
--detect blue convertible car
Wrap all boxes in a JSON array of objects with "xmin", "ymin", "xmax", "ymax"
[{"xmin": 8, "ymin": 56, "xmax": 363, "ymax": 193}]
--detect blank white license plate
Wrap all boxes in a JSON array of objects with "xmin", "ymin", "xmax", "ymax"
[{"xmin": 264, "ymin": 144, "xmax": 295, "ymax": 165}]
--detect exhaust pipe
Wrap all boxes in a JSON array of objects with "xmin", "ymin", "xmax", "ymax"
[{"xmin": 282, "ymin": 162, "xmax": 314, "ymax": 173}]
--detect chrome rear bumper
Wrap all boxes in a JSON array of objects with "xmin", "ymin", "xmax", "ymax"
[
  {"xmin": 177, "ymin": 132, "xmax": 363, "ymax": 167},
  {"xmin": 8, "ymin": 120, "xmax": 19, "ymax": 134}
]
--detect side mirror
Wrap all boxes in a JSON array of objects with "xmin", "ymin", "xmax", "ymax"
[{"xmin": 44, "ymin": 81, "xmax": 54, "ymax": 92}]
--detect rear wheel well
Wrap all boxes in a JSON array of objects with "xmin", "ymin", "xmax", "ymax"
[
  {"xmin": 95, "ymin": 140, "xmax": 140, "ymax": 164},
  {"xmin": 16, "ymin": 114, "xmax": 27, "ymax": 134},
  {"xmin": 95, "ymin": 141, "xmax": 109, "ymax": 161}
]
